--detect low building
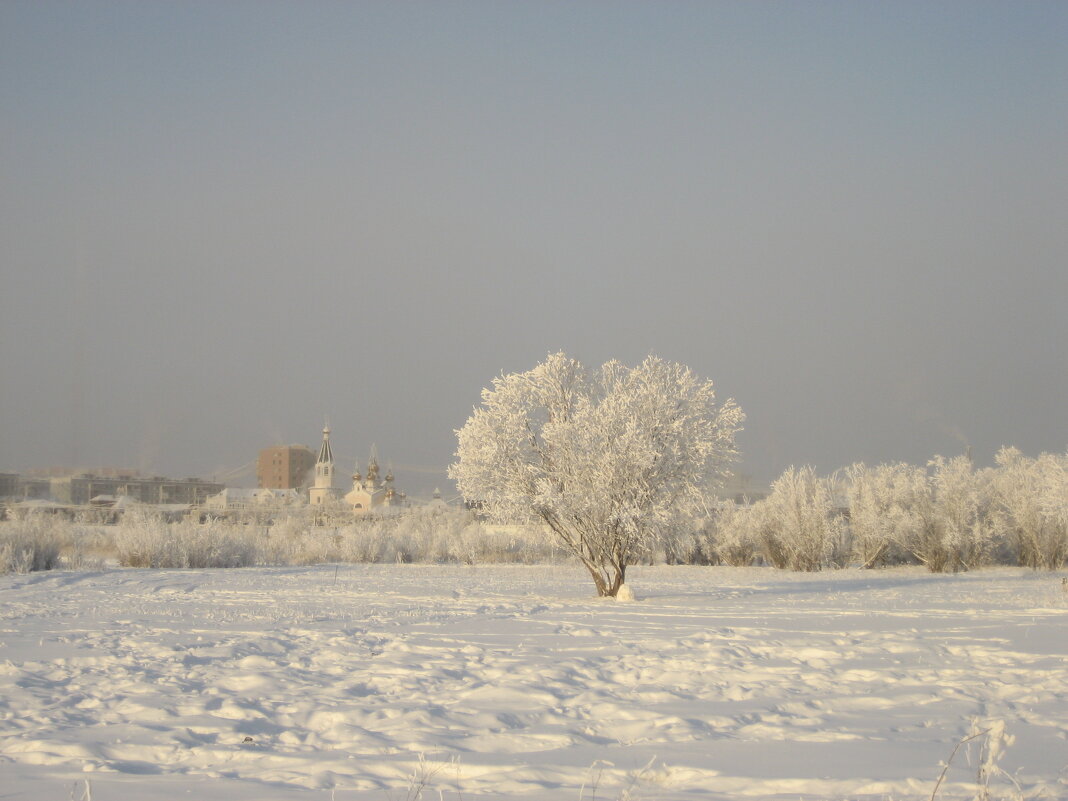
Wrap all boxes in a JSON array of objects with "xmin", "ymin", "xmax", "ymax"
[
  {"xmin": 424, "ymin": 488, "xmax": 449, "ymax": 511},
  {"xmin": 48, "ymin": 473, "xmax": 223, "ymax": 506},
  {"xmin": 0, "ymin": 472, "xmax": 18, "ymax": 499},
  {"xmin": 204, "ymin": 487, "xmax": 302, "ymax": 511},
  {"xmin": 14, "ymin": 477, "xmax": 51, "ymax": 501}
]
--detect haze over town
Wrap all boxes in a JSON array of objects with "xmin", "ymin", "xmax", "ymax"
[{"xmin": 2, "ymin": 3, "xmax": 1066, "ymax": 496}]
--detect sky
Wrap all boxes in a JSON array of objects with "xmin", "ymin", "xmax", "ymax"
[{"xmin": 2, "ymin": 2, "xmax": 1066, "ymax": 496}]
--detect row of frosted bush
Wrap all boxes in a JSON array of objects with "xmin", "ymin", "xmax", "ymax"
[
  {"xmin": 113, "ymin": 507, "xmax": 563, "ymax": 568},
  {"xmin": 675, "ymin": 447, "xmax": 1068, "ymax": 572},
  {"xmin": 0, "ymin": 507, "xmax": 560, "ymax": 573}
]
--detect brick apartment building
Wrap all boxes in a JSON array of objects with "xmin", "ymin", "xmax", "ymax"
[{"xmin": 257, "ymin": 445, "xmax": 315, "ymax": 490}]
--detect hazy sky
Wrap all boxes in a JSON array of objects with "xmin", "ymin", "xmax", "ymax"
[{"xmin": 2, "ymin": 2, "xmax": 1066, "ymax": 496}]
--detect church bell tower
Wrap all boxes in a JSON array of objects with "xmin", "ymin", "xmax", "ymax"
[{"xmin": 309, "ymin": 424, "xmax": 337, "ymax": 506}]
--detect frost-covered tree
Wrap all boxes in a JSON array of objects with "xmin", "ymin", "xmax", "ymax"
[
  {"xmin": 754, "ymin": 465, "xmax": 845, "ymax": 571},
  {"xmin": 927, "ymin": 454, "xmax": 996, "ymax": 571},
  {"xmin": 991, "ymin": 447, "xmax": 1068, "ymax": 569},
  {"xmin": 887, "ymin": 455, "xmax": 996, "ymax": 573},
  {"xmin": 449, "ymin": 353, "xmax": 744, "ymax": 596},
  {"xmin": 703, "ymin": 500, "xmax": 761, "ymax": 567},
  {"xmin": 846, "ymin": 462, "xmax": 925, "ymax": 568},
  {"xmin": 1036, "ymin": 452, "xmax": 1068, "ymax": 568}
]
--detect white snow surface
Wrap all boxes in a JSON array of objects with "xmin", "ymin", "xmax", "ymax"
[{"xmin": 1, "ymin": 565, "xmax": 1065, "ymax": 800}]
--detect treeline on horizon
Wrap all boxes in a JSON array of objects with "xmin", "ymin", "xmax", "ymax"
[
  {"xmin": 685, "ymin": 446, "xmax": 1067, "ymax": 573},
  {"xmin": 1, "ymin": 446, "xmax": 1065, "ymax": 575}
]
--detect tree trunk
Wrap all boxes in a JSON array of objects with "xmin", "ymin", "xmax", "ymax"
[
  {"xmin": 579, "ymin": 559, "xmax": 610, "ymax": 596},
  {"xmin": 607, "ymin": 563, "xmax": 626, "ymax": 596},
  {"xmin": 585, "ymin": 562, "xmax": 626, "ymax": 597}
]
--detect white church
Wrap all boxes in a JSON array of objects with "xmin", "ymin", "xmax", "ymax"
[{"xmin": 308, "ymin": 425, "xmax": 404, "ymax": 515}]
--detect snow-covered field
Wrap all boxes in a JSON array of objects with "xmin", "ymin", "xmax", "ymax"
[{"xmin": 1, "ymin": 565, "xmax": 1065, "ymax": 800}]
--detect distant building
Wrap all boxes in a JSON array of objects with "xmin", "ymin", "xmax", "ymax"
[
  {"xmin": 257, "ymin": 445, "xmax": 315, "ymax": 489},
  {"xmin": 48, "ymin": 473, "xmax": 223, "ymax": 506},
  {"xmin": 344, "ymin": 445, "xmax": 404, "ymax": 514},
  {"xmin": 0, "ymin": 473, "xmax": 18, "ymax": 500},
  {"xmin": 424, "ymin": 487, "xmax": 449, "ymax": 511},
  {"xmin": 204, "ymin": 487, "xmax": 302, "ymax": 512},
  {"xmin": 13, "ymin": 476, "xmax": 55, "ymax": 501}
]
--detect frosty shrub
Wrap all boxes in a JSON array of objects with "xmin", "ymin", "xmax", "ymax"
[
  {"xmin": 364, "ymin": 508, "xmax": 552, "ymax": 565},
  {"xmin": 448, "ymin": 520, "xmax": 490, "ymax": 564},
  {"xmin": 755, "ymin": 466, "xmax": 844, "ymax": 571},
  {"xmin": 443, "ymin": 517, "xmax": 531, "ymax": 564},
  {"xmin": 846, "ymin": 462, "xmax": 924, "ymax": 568},
  {"xmin": 880, "ymin": 469, "xmax": 944, "ymax": 572},
  {"xmin": 113, "ymin": 508, "xmax": 259, "ymax": 568},
  {"xmin": 259, "ymin": 508, "xmax": 522, "ymax": 566},
  {"xmin": 60, "ymin": 523, "xmax": 111, "ymax": 570},
  {"xmin": 925, "ymin": 455, "xmax": 996, "ymax": 572},
  {"xmin": 334, "ymin": 518, "xmax": 389, "ymax": 563},
  {"xmin": 260, "ymin": 516, "xmax": 381, "ymax": 565},
  {"xmin": 258, "ymin": 516, "xmax": 316, "ymax": 565},
  {"xmin": 182, "ymin": 522, "xmax": 259, "ymax": 568},
  {"xmin": 450, "ymin": 352, "xmax": 744, "ymax": 596},
  {"xmin": 696, "ymin": 501, "xmax": 761, "ymax": 567},
  {"xmin": 884, "ymin": 455, "xmax": 998, "ymax": 573},
  {"xmin": 660, "ymin": 519, "xmax": 712, "ymax": 565},
  {"xmin": 392, "ymin": 508, "xmax": 456, "ymax": 563},
  {"xmin": 113, "ymin": 507, "xmax": 181, "ymax": 567},
  {"xmin": 991, "ymin": 447, "xmax": 1068, "ymax": 569},
  {"xmin": 0, "ymin": 512, "xmax": 63, "ymax": 574}
]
